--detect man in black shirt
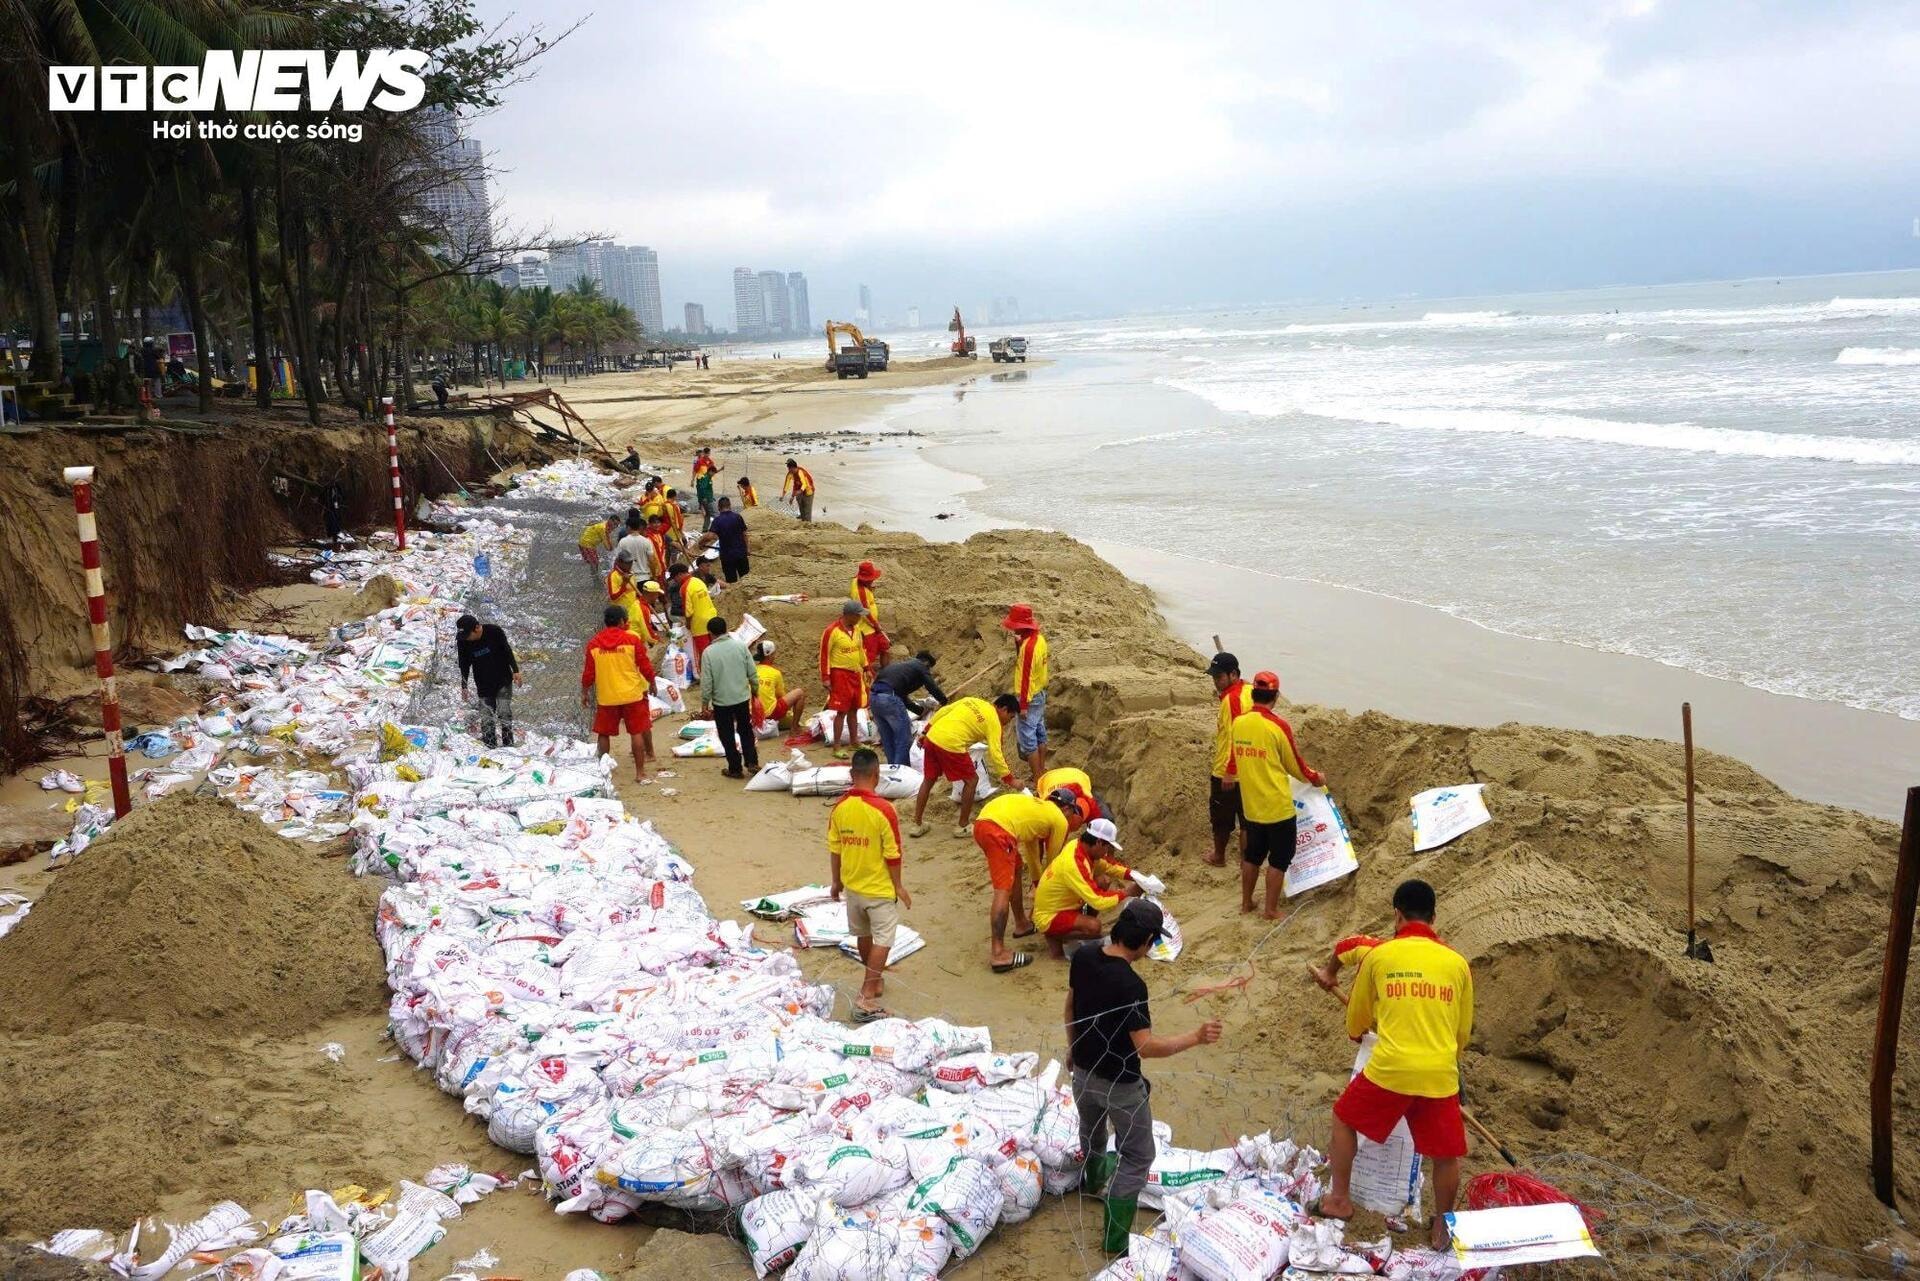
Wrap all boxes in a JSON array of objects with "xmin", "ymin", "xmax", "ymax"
[
  {"xmin": 455, "ymin": 614, "xmax": 522, "ymax": 747},
  {"xmin": 1065, "ymin": 899, "xmax": 1222, "ymax": 1253},
  {"xmin": 870, "ymin": 650, "xmax": 946, "ymax": 766},
  {"xmin": 710, "ymin": 496, "xmax": 750, "ymax": 582}
]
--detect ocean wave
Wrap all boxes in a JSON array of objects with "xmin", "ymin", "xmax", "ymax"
[
  {"xmin": 1420, "ymin": 309, "xmax": 1519, "ymax": 323},
  {"xmin": 1319, "ymin": 406, "xmax": 1920, "ymax": 465},
  {"xmin": 1828, "ymin": 297, "xmax": 1920, "ymax": 315},
  {"xmin": 1835, "ymin": 346, "xmax": 1920, "ymax": 366}
]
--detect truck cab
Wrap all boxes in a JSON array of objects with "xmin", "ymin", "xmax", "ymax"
[
  {"xmin": 989, "ymin": 337, "xmax": 1028, "ymax": 363},
  {"xmin": 863, "ymin": 339, "xmax": 891, "ymax": 372}
]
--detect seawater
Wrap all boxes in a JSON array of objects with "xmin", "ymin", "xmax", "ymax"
[{"xmin": 887, "ymin": 271, "xmax": 1920, "ymax": 721}]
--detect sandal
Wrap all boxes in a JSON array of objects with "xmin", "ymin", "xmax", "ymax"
[
  {"xmin": 1306, "ymin": 1198, "xmax": 1353, "ymax": 1221},
  {"xmin": 991, "ymin": 954, "xmax": 1035, "ymax": 974},
  {"xmin": 851, "ymin": 1004, "xmax": 891, "ymax": 1024},
  {"xmin": 1012, "ymin": 926, "xmax": 1037, "ymax": 939}
]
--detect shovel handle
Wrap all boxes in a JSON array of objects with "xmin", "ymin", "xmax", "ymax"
[{"xmin": 1461, "ymin": 1106, "xmax": 1519, "ymax": 1167}]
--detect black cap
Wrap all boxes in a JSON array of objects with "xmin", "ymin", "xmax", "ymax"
[
  {"xmin": 1113, "ymin": 898, "xmax": 1165, "ymax": 948},
  {"xmin": 1206, "ymin": 652, "xmax": 1239, "ymax": 677}
]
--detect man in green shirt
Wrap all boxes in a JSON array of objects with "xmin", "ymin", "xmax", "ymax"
[
  {"xmin": 698, "ymin": 616, "xmax": 761, "ymax": 777},
  {"xmin": 693, "ymin": 446, "xmax": 723, "ymax": 531}
]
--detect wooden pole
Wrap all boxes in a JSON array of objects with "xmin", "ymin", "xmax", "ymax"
[
  {"xmin": 1871, "ymin": 786, "xmax": 1920, "ymax": 1207},
  {"xmin": 64, "ymin": 466, "xmax": 132, "ymax": 819},
  {"xmin": 942, "ymin": 658, "xmax": 1003, "ymax": 699},
  {"xmin": 1684, "ymin": 702, "xmax": 1696, "ymax": 952},
  {"xmin": 382, "ymin": 396, "xmax": 406, "ymax": 550}
]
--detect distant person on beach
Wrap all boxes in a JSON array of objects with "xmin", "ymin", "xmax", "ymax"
[
  {"xmin": 322, "ymin": 481, "xmax": 346, "ymax": 550},
  {"xmin": 1071, "ymin": 898, "xmax": 1222, "ymax": 1252},
  {"xmin": 851, "ymin": 561, "xmax": 890, "ymax": 673},
  {"xmin": 737, "ymin": 474, "xmax": 759, "ymax": 508},
  {"xmin": 663, "ymin": 487, "xmax": 689, "ymax": 548},
  {"xmin": 1207, "ymin": 652, "xmax": 1251, "ymax": 867},
  {"xmin": 456, "ymin": 615, "xmax": 522, "ymax": 748},
  {"xmin": 909, "ymin": 694, "xmax": 1018, "ymax": 836},
  {"xmin": 750, "ymin": 639, "xmax": 807, "ymax": 731},
  {"xmin": 969, "ymin": 788, "xmax": 1077, "ymax": 972},
  {"xmin": 820, "ymin": 599, "xmax": 871, "ymax": 758},
  {"xmin": 698, "ymin": 617, "xmax": 760, "ymax": 778},
  {"xmin": 1223, "ymin": 670, "xmax": 1325, "ymax": 918},
  {"xmin": 692, "ymin": 447, "xmax": 723, "ymax": 530},
  {"xmin": 829, "ymin": 746, "xmax": 909, "ymax": 1021},
  {"xmin": 431, "ymin": 369, "xmax": 449, "ymax": 408},
  {"xmin": 578, "ymin": 510, "xmax": 621, "ymax": 573},
  {"xmin": 783, "ymin": 458, "xmax": 816, "ymax": 521},
  {"xmin": 643, "ymin": 514, "xmax": 671, "ymax": 581},
  {"xmin": 582, "ymin": 605, "xmax": 657, "ymax": 782},
  {"xmin": 1315, "ymin": 879, "xmax": 1471, "ymax": 1251},
  {"xmin": 1036, "ymin": 816, "xmax": 1138, "ymax": 959},
  {"xmin": 711, "ymin": 496, "xmax": 750, "ymax": 582},
  {"xmin": 870, "ymin": 650, "xmax": 947, "ymax": 766},
  {"xmin": 1003, "ymin": 603, "xmax": 1051, "ymax": 783}
]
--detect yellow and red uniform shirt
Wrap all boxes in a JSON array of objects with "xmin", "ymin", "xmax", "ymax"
[
  {"xmin": 581, "ymin": 626, "xmax": 656, "ymax": 706},
  {"xmin": 754, "ymin": 662, "xmax": 789, "ymax": 722},
  {"xmin": 681, "ymin": 575, "xmax": 717, "ymax": 638},
  {"xmin": 578, "ymin": 519, "xmax": 617, "ymax": 552},
  {"xmin": 739, "ymin": 481, "xmax": 759, "ymax": 508},
  {"xmin": 1033, "ymin": 837, "xmax": 1133, "ymax": 922},
  {"xmin": 820, "ymin": 619, "xmax": 866, "ymax": 681},
  {"xmin": 851, "ymin": 578, "xmax": 882, "ymax": 628},
  {"xmin": 1010, "ymin": 630, "xmax": 1049, "ymax": 709},
  {"xmin": 1226, "ymin": 705, "xmax": 1322, "ymax": 824},
  {"xmin": 606, "ymin": 566, "xmax": 642, "ymax": 629},
  {"xmin": 783, "ymin": 465, "xmax": 815, "ymax": 499},
  {"xmin": 924, "ymin": 696, "xmax": 1013, "ymax": 784},
  {"xmin": 1211, "ymin": 679, "xmax": 1251, "ymax": 779},
  {"xmin": 976, "ymin": 792, "xmax": 1070, "ymax": 878},
  {"xmin": 828, "ymin": 787, "xmax": 904, "ymax": 900},
  {"xmin": 1345, "ymin": 921, "xmax": 1474, "ymax": 1098}
]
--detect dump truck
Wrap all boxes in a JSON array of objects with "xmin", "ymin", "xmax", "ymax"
[{"xmin": 989, "ymin": 336, "xmax": 1028, "ymax": 363}]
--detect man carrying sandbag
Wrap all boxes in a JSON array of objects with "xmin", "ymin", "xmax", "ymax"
[{"xmin": 1068, "ymin": 898, "xmax": 1222, "ymax": 1252}]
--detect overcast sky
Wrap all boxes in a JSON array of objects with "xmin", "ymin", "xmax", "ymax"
[{"xmin": 471, "ymin": 0, "xmax": 1920, "ymax": 328}]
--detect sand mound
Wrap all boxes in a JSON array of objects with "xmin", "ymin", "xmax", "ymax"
[{"xmin": 0, "ymin": 795, "xmax": 384, "ymax": 1034}]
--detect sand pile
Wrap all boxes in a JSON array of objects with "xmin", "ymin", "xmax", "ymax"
[
  {"xmin": 0, "ymin": 796, "xmax": 422, "ymax": 1237},
  {"xmin": 742, "ymin": 514, "xmax": 1918, "ymax": 1259},
  {"xmin": 0, "ymin": 795, "xmax": 385, "ymax": 1034}
]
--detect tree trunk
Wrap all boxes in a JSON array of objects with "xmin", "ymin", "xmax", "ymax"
[
  {"xmin": 52, "ymin": 143, "xmax": 80, "ymax": 338},
  {"xmin": 393, "ymin": 285, "xmax": 414, "ymax": 409},
  {"xmin": 175, "ymin": 248, "xmax": 214, "ymax": 413},
  {"xmin": 240, "ymin": 179, "xmax": 272, "ymax": 409},
  {"xmin": 12, "ymin": 147, "xmax": 63, "ymax": 385},
  {"xmin": 87, "ymin": 247, "xmax": 123, "ymax": 409}
]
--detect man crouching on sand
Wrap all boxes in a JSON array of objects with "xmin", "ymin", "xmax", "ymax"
[{"xmin": 1315, "ymin": 878, "xmax": 1474, "ymax": 1250}]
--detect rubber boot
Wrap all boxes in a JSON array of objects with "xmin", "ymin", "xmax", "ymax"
[
  {"xmin": 1102, "ymin": 1194, "xmax": 1138, "ymax": 1253},
  {"xmin": 1083, "ymin": 1152, "xmax": 1118, "ymax": 1195}
]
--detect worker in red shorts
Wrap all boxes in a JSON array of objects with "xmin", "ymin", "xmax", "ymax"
[
  {"xmin": 581, "ymin": 604, "xmax": 658, "ymax": 783},
  {"xmin": 819, "ymin": 599, "xmax": 870, "ymax": 759},
  {"xmin": 1316, "ymin": 879, "xmax": 1474, "ymax": 1250}
]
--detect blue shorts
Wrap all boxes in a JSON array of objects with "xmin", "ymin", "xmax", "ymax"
[{"xmin": 1016, "ymin": 689, "xmax": 1048, "ymax": 755}]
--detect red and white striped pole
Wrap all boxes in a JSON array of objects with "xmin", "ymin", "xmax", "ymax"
[
  {"xmin": 63, "ymin": 466, "xmax": 132, "ymax": 819},
  {"xmin": 382, "ymin": 395, "xmax": 406, "ymax": 550}
]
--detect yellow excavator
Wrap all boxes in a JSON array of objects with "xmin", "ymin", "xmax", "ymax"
[{"xmin": 824, "ymin": 320, "xmax": 887, "ymax": 378}]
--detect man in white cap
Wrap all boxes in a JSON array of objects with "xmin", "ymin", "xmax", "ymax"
[{"xmin": 1034, "ymin": 814, "xmax": 1142, "ymax": 959}]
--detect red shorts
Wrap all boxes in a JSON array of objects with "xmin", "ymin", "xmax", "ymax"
[
  {"xmin": 1044, "ymin": 907, "xmax": 1093, "ymax": 937},
  {"xmin": 972, "ymin": 820, "xmax": 1024, "ymax": 891},
  {"xmin": 826, "ymin": 668, "xmax": 865, "ymax": 713},
  {"xmin": 1333, "ymin": 1073, "xmax": 1467, "ymax": 1159},
  {"xmin": 580, "ymin": 546, "xmax": 601, "ymax": 569},
  {"xmin": 691, "ymin": 632, "xmax": 712, "ymax": 672},
  {"xmin": 592, "ymin": 701, "xmax": 651, "ymax": 736},
  {"xmin": 752, "ymin": 695, "xmax": 792, "ymax": 728},
  {"xmin": 862, "ymin": 628, "xmax": 890, "ymax": 666},
  {"xmin": 921, "ymin": 737, "xmax": 974, "ymax": 782}
]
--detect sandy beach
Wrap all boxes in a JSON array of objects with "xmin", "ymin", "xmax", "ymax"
[{"xmin": 3, "ymin": 359, "xmax": 1918, "ymax": 1280}]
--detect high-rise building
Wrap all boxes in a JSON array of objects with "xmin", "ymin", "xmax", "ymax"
[
  {"xmin": 905, "ymin": 306, "xmax": 920, "ymax": 329},
  {"xmin": 415, "ymin": 107, "xmax": 492, "ymax": 260},
  {"xmin": 733, "ymin": 268, "xmax": 764, "ymax": 334},
  {"xmin": 513, "ymin": 254, "xmax": 548, "ymax": 289},
  {"xmin": 684, "ymin": 303, "xmax": 708, "ymax": 334},
  {"xmin": 757, "ymin": 270, "xmax": 791, "ymax": 334},
  {"xmin": 540, "ymin": 244, "xmax": 663, "ymax": 332},
  {"xmin": 625, "ymin": 246, "xmax": 664, "ymax": 335},
  {"xmin": 788, "ymin": 272, "xmax": 810, "ymax": 333},
  {"xmin": 857, "ymin": 284, "xmax": 872, "ymax": 324}
]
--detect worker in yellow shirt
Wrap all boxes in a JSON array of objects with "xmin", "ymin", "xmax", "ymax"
[
  {"xmin": 1035, "ymin": 817, "xmax": 1139, "ymax": 958},
  {"xmin": 828, "ymin": 747, "xmax": 911, "ymax": 1020},
  {"xmin": 1002, "ymin": 603, "xmax": 1051, "ymax": 782},
  {"xmin": 749, "ymin": 639, "xmax": 807, "ymax": 730},
  {"xmin": 663, "ymin": 488, "xmax": 688, "ymax": 548},
  {"xmin": 605, "ymin": 548, "xmax": 642, "ymax": 633},
  {"xmin": 850, "ymin": 561, "xmax": 890, "ymax": 673},
  {"xmin": 1317, "ymin": 879, "xmax": 1473, "ymax": 1251},
  {"xmin": 1035, "ymin": 765, "xmax": 1102, "ymax": 829},
  {"xmin": 577, "ymin": 511, "xmax": 621, "ymax": 574},
  {"xmin": 737, "ymin": 475, "xmax": 759, "ymax": 508},
  {"xmin": 630, "ymin": 580, "xmax": 666, "ymax": 646},
  {"xmin": 1206, "ymin": 652, "xmax": 1251, "ymax": 867},
  {"xmin": 1223, "ymin": 670, "xmax": 1325, "ymax": 919},
  {"xmin": 909, "ymin": 693, "xmax": 1019, "ymax": 836},
  {"xmin": 678, "ymin": 555, "xmax": 720, "ymax": 675},
  {"xmin": 970, "ymin": 788, "xmax": 1078, "ymax": 972},
  {"xmin": 818, "ymin": 600, "xmax": 869, "ymax": 759},
  {"xmin": 1307, "ymin": 932, "xmax": 1384, "ymax": 999},
  {"xmin": 782, "ymin": 457, "xmax": 816, "ymax": 521}
]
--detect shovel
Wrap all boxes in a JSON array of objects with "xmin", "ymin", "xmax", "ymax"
[{"xmin": 1682, "ymin": 703, "xmax": 1714, "ymax": 962}]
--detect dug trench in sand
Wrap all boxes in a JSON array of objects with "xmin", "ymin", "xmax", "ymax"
[{"xmin": 1, "ymin": 436, "xmax": 1916, "ymax": 1278}]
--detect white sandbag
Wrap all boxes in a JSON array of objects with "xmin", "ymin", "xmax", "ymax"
[
  {"xmin": 995, "ymin": 1150, "xmax": 1045, "ymax": 1224},
  {"xmin": 746, "ymin": 762, "xmax": 794, "ymax": 792},
  {"xmin": 740, "ymin": 1188, "xmax": 817, "ymax": 1278},
  {"xmin": 927, "ymin": 1050, "xmax": 1038, "ymax": 1093},
  {"xmin": 873, "ymin": 765, "xmax": 922, "ymax": 800},
  {"xmin": 791, "ymin": 765, "xmax": 853, "ymax": 797},
  {"xmin": 1179, "ymin": 1189, "xmax": 1297, "ymax": 1281},
  {"xmin": 1284, "ymin": 780, "xmax": 1359, "ymax": 896},
  {"xmin": 1141, "ymin": 1143, "xmax": 1238, "ymax": 1209},
  {"xmin": 905, "ymin": 1154, "xmax": 1004, "ymax": 1259},
  {"xmin": 672, "ymin": 735, "xmax": 725, "ymax": 758},
  {"xmin": 788, "ymin": 1137, "xmax": 911, "ymax": 1207}
]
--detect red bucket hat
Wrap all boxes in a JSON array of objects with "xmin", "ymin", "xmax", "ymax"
[
  {"xmin": 1001, "ymin": 603, "xmax": 1037, "ymax": 632},
  {"xmin": 857, "ymin": 560, "xmax": 882, "ymax": 583}
]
